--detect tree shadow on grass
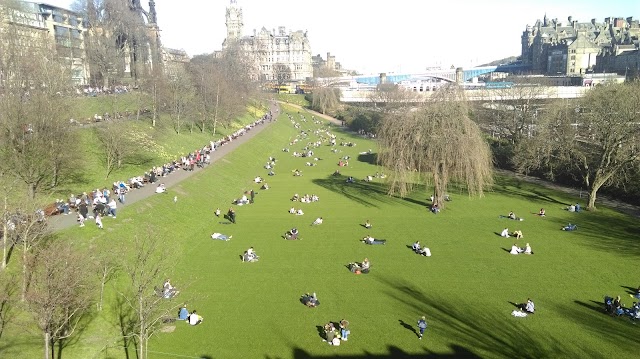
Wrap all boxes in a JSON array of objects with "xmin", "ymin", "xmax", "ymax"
[
  {"xmin": 312, "ymin": 175, "xmax": 426, "ymax": 209},
  {"xmin": 493, "ymin": 176, "xmax": 571, "ymax": 207},
  {"xmin": 556, "ymin": 300, "xmax": 640, "ymax": 350},
  {"xmin": 544, "ymin": 210, "xmax": 640, "ymax": 257},
  {"xmin": 357, "ymin": 153, "xmax": 377, "ymax": 165},
  {"xmin": 278, "ymin": 345, "xmax": 483, "ymax": 358},
  {"xmin": 375, "ymin": 275, "xmax": 585, "ymax": 359}
]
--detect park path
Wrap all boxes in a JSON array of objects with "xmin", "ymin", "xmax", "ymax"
[
  {"xmin": 48, "ymin": 102, "xmax": 280, "ymax": 231},
  {"xmin": 283, "ymin": 101, "xmax": 640, "ymax": 218}
]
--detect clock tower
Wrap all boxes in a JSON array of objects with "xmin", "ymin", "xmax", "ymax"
[{"xmin": 226, "ymin": 0, "xmax": 243, "ymax": 41}]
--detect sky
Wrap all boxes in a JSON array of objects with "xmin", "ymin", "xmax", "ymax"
[{"xmin": 46, "ymin": 0, "xmax": 639, "ymax": 75}]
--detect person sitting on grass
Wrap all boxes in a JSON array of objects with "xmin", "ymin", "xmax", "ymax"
[
  {"xmin": 562, "ymin": 223, "xmax": 577, "ymax": 231},
  {"xmin": 291, "ymin": 194, "xmax": 299, "ymax": 201},
  {"xmin": 254, "ymin": 176, "xmax": 263, "ymax": 183},
  {"xmin": 211, "ymin": 232, "xmax": 232, "ymax": 241},
  {"xmin": 412, "ymin": 241, "xmax": 421, "ymax": 252},
  {"xmin": 513, "ymin": 230, "xmax": 523, "ymax": 239},
  {"xmin": 178, "ymin": 305, "xmax": 189, "ymax": 320},
  {"xmin": 362, "ymin": 235, "xmax": 386, "ymax": 245},
  {"xmin": 261, "ymin": 183, "xmax": 269, "ymax": 190},
  {"xmin": 538, "ymin": 208, "xmax": 546, "ymax": 217},
  {"xmin": 188, "ymin": 310, "xmax": 203, "ymax": 325},
  {"xmin": 296, "ymin": 209, "xmax": 304, "ymax": 216},
  {"xmin": 416, "ymin": 245, "xmax": 431, "ymax": 257},
  {"xmin": 510, "ymin": 244, "xmax": 523, "ymax": 255},
  {"xmin": 364, "ymin": 219, "xmax": 372, "ymax": 229},
  {"xmin": 163, "ymin": 278, "xmax": 179, "ymax": 298},
  {"xmin": 431, "ymin": 203, "xmax": 440, "ymax": 213},
  {"xmin": 348, "ymin": 258, "xmax": 370, "ymax": 274},
  {"xmin": 242, "ymin": 247, "xmax": 259, "ymax": 262},
  {"xmin": 567, "ymin": 204, "xmax": 576, "ymax": 212},
  {"xmin": 501, "ymin": 228, "xmax": 510, "ymax": 238},
  {"xmin": 293, "ymin": 169, "xmax": 302, "ymax": 176},
  {"xmin": 311, "ymin": 217, "xmax": 323, "ymax": 226},
  {"xmin": 517, "ymin": 298, "xmax": 535, "ymax": 314},
  {"xmin": 346, "ymin": 176, "xmax": 355, "ymax": 183},
  {"xmin": 155, "ymin": 183, "xmax": 167, "ymax": 194},
  {"xmin": 524, "ymin": 243, "xmax": 533, "ymax": 255},
  {"xmin": 508, "ymin": 211, "xmax": 516, "ymax": 220},
  {"xmin": 301, "ymin": 292, "xmax": 320, "ymax": 307},
  {"xmin": 285, "ymin": 228, "xmax": 300, "ymax": 240}
]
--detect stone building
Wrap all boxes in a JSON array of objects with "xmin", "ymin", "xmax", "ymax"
[
  {"xmin": 0, "ymin": 1, "xmax": 89, "ymax": 85},
  {"xmin": 521, "ymin": 15, "xmax": 639, "ymax": 75},
  {"xmin": 221, "ymin": 0, "xmax": 312, "ymax": 82}
]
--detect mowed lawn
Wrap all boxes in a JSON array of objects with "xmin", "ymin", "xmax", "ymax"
[{"xmin": 39, "ymin": 107, "xmax": 640, "ymax": 359}]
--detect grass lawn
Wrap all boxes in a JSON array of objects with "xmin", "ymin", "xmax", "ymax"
[{"xmin": 3, "ymin": 107, "xmax": 639, "ymax": 359}]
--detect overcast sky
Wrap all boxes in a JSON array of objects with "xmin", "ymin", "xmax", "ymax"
[{"xmin": 46, "ymin": 0, "xmax": 639, "ymax": 74}]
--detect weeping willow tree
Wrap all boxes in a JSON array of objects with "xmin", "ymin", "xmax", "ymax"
[{"xmin": 377, "ymin": 85, "xmax": 493, "ymax": 208}]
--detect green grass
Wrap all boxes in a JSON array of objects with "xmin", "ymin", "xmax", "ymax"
[
  {"xmin": 277, "ymin": 93, "xmax": 310, "ymax": 107},
  {"xmin": 3, "ymin": 108, "xmax": 640, "ymax": 359},
  {"xmin": 70, "ymin": 92, "xmax": 152, "ymax": 122}
]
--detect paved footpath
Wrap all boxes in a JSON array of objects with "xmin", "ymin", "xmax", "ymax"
[{"xmin": 48, "ymin": 102, "xmax": 280, "ymax": 231}]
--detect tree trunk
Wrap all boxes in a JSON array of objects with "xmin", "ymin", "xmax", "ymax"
[
  {"xmin": 138, "ymin": 299, "xmax": 145, "ymax": 359},
  {"xmin": 44, "ymin": 331, "xmax": 50, "ymax": 359},
  {"xmin": 22, "ymin": 242, "xmax": 27, "ymax": 301},
  {"xmin": 28, "ymin": 183, "xmax": 36, "ymax": 200},
  {"xmin": 432, "ymin": 163, "xmax": 447, "ymax": 209},
  {"xmin": 2, "ymin": 196, "xmax": 7, "ymax": 269},
  {"xmin": 587, "ymin": 172, "xmax": 614, "ymax": 210}
]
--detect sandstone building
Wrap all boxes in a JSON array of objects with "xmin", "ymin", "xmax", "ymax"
[
  {"xmin": 221, "ymin": 0, "xmax": 312, "ymax": 82},
  {"xmin": 521, "ymin": 15, "xmax": 639, "ymax": 76}
]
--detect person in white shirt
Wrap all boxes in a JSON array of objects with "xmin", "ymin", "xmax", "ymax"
[
  {"xmin": 211, "ymin": 233, "xmax": 232, "ymax": 241},
  {"xmin": 289, "ymin": 207, "xmax": 296, "ymax": 214},
  {"xmin": 155, "ymin": 184, "xmax": 166, "ymax": 193},
  {"xmin": 312, "ymin": 217, "xmax": 323, "ymax": 225},
  {"xmin": 188, "ymin": 310, "xmax": 203, "ymax": 325},
  {"xmin": 524, "ymin": 243, "xmax": 533, "ymax": 254},
  {"xmin": 510, "ymin": 244, "xmax": 523, "ymax": 255},
  {"xmin": 107, "ymin": 199, "xmax": 117, "ymax": 218},
  {"xmin": 501, "ymin": 228, "xmax": 510, "ymax": 238},
  {"xmin": 296, "ymin": 209, "xmax": 304, "ymax": 216},
  {"xmin": 525, "ymin": 299, "xmax": 535, "ymax": 313}
]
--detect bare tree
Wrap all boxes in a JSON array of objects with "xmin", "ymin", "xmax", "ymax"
[
  {"xmin": 94, "ymin": 122, "xmax": 135, "ymax": 179},
  {"xmin": 26, "ymin": 240, "xmax": 93, "ymax": 359},
  {"xmin": 118, "ymin": 229, "xmax": 183, "ymax": 359},
  {"xmin": 377, "ymin": 85, "xmax": 494, "ymax": 208},
  {"xmin": 272, "ymin": 63, "xmax": 292, "ymax": 87},
  {"xmin": 162, "ymin": 67, "xmax": 197, "ymax": 134},
  {"xmin": 514, "ymin": 82, "xmax": 640, "ymax": 210},
  {"xmin": 0, "ymin": 274, "xmax": 18, "ymax": 341},
  {"xmin": 368, "ymin": 83, "xmax": 421, "ymax": 111},
  {"xmin": 91, "ymin": 244, "xmax": 122, "ymax": 312}
]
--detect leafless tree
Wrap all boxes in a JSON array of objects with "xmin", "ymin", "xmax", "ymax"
[
  {"xmin": 272, "ymin": 63, "xmax": 292, "ymax": 87},
  {"xmin": 368, "ymin": 83, "xmax": 421, "ymax": 111},
  {"xmin": 118, "ymin": 229, "xmax": 184, "ymax": 359},
  {"xmin": 0, "ymin": 273, "xmax": 18, "ymax": 341},
  {"xmin": 514, "ymin": 82, "xmax": 640, "ymax": 210},
  {"xmin": 94, "ymin": 122, "xmax": 135, "ymax": 179},
  {"xmin": 377, "ymin": 85, "xmax": 494, "ymax": 208},
  {"xmin": 162, "ymin": 67, "xmax": 197, "ymax": 134},
  {"xmin": 25, "ymin": 240, "xmax": 93, "ymax": 359}
]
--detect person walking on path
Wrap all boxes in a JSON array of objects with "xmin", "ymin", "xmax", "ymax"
[{"xmin": 417, "ymin": 316, "xmax": 428, "ymax": 339}]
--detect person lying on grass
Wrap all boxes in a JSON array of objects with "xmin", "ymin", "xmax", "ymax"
[
  {"xmin": 362, "ymin": 235, "xmax": 386, "ymax": 245},
  {"xmin": 211, "ymin": 233, "xmax": 232, "ymax": 241},
  {"xmin": 561, "ymin": 223, "xmax": 577, "ymax": 231},
  {"xmin": 311, "ymin": 217, "xmax": 323, "ymax": 226}
]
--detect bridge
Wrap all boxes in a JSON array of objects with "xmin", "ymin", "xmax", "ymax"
[
  {"xmin": 318, "ymin": 64, "xmax": 531, "ymax": 87},
  {"xmin": 340, "ymin": 86, "xmax": 591, "ymax": 103}
]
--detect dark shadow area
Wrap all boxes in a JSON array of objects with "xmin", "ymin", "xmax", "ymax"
[
  {"xmin": 558, "ymin": 300, "xmax": 640, "ymax": 349},
  {"xmin": 508, "ymin": 301, "xmax": 519, "ymax": 309},
  {"xmin": 501, "ymin": 248, "xmax": 510, "ymax": 253},
  {"xmin": 493, "ymin": 232, "xmax": 502, "ymax": 237},
  {"xmin": 312, "ymin": 175, "xmax": 426, "ymax": 209},
  {"xmin": 357, "ymin": 153, "xmax": 377, "ymax": 165},
  {"xmin": 374, "ymin": 275, "xmax": 590, "ymax": 358},
  {"xmin": 398, "ymin": 319, "xmax": 418, "ymax": 337},
  {"xmin": 314, "ymin": 325, "xmax": 325, "ymax": 340},
  {"xmin": 621, "ymin": 285, "xmax": 637, "ymax": 295},
  {"xmin": 110, "ymin": 294, "xmax": 136, "ymax": 359},
  {"xmin": 493, "ymin": 176, "xmax": 571, "ymax": 207},
  {"xmin": 276, "ymin": 345, "xmax": 482, "ymax": 358}
]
